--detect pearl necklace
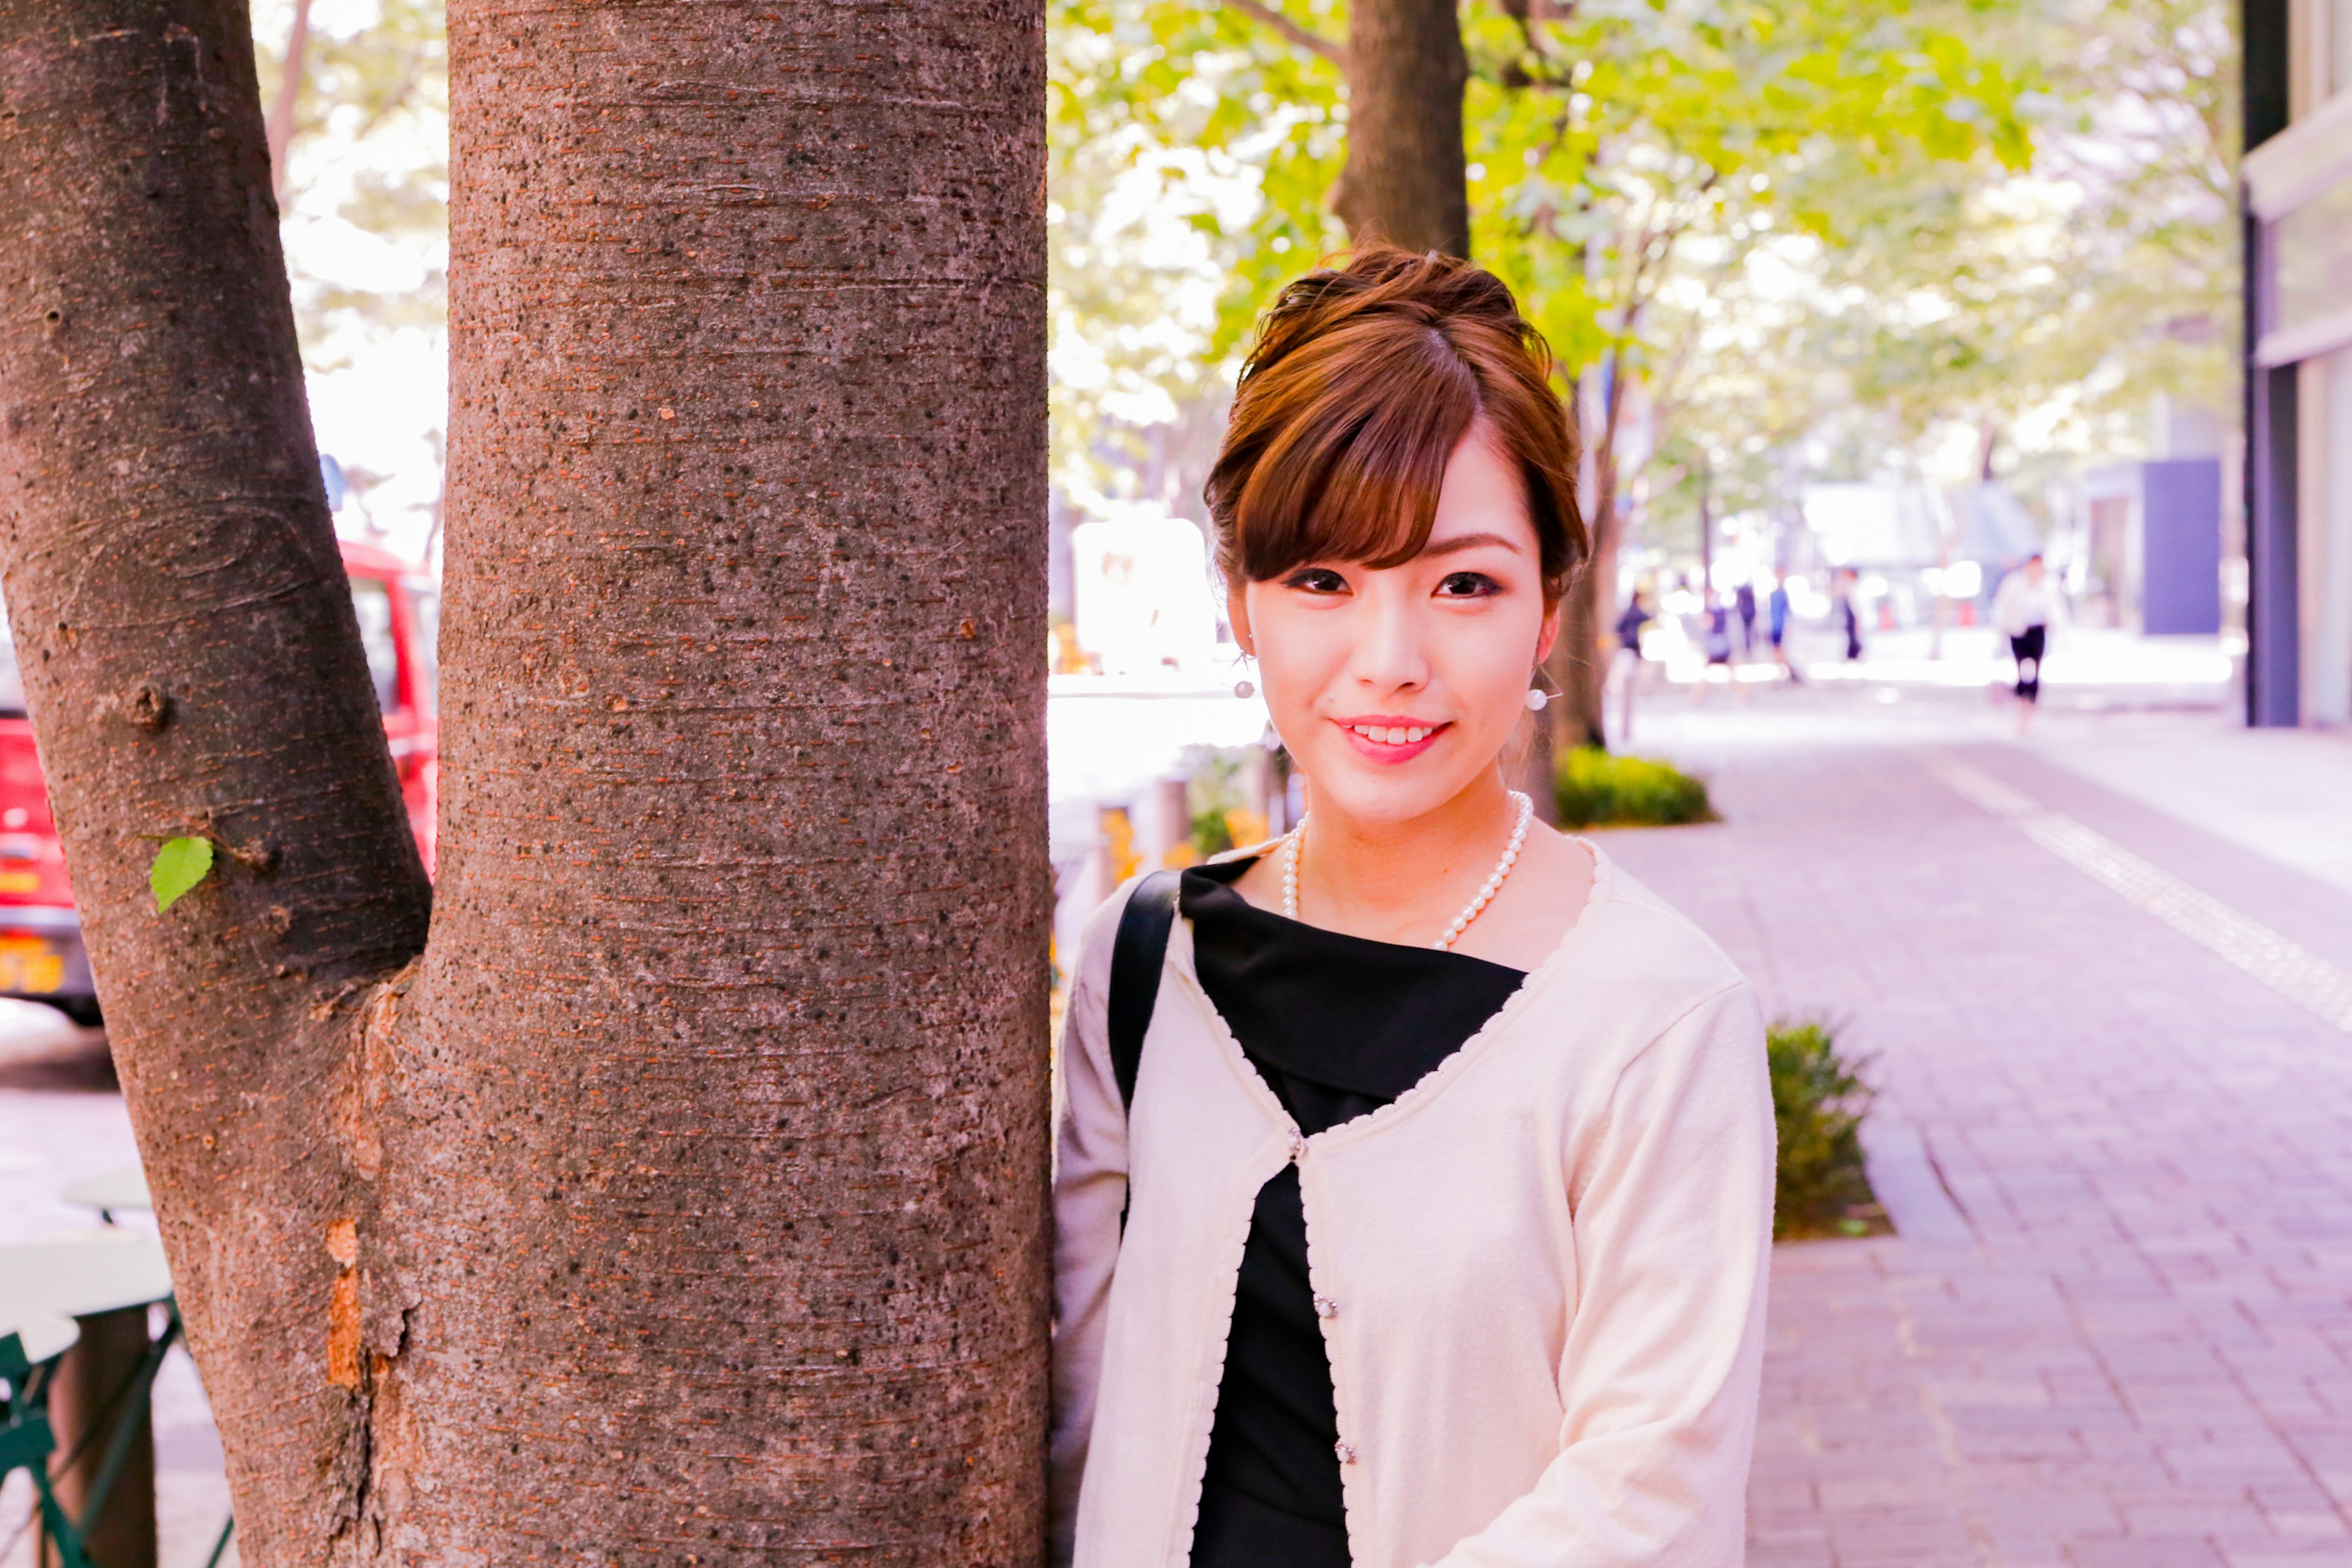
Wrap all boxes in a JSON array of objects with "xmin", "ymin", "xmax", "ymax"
[{"xmin": 1283, "ymin": 790, "xmax": 1536, "ymax": 951}]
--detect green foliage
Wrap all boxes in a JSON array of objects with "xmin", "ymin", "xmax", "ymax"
[
  {"xmin": 1552, "ymin": 748, "xmax": 1714, "ymax": 829},
  {"xmin": 1048, "ymin": 0, "xmax": 2237, "ymax": 554},
  {"xmin": 1047, "ymin": 0, "xmax": 2035, "ymax": 407},
  {"xmin": 150, "ymin": 837, "xmax": 215, "ymax": 913},
  {"xmin": 1182, "ymin": 744, "xmax": 1265, "ymax": 858},
  {"xmin": 1767, "ymin": 1018, "xmax": 1877, "ymax": 1239},
  {"xmin": 252, "ymin": 0, "xmax": 449, "ymax": 370},
  {"xmin": 1045, "ymin": 0, "xmax": 1346, "ymax": 502}
]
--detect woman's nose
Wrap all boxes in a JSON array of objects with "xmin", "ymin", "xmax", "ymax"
[{"xmin": 1355, "ymin": 586, "xmax": 1429, "ymax": 692}]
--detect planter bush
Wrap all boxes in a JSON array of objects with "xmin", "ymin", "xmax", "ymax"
[
  {"xmin": 1552, "ymin": 747, "xmax": 1715, "ymax": 828},
  {"xmin": 1768, "ymin": 1018, "xmax": 1883, "ymax": 1239}
]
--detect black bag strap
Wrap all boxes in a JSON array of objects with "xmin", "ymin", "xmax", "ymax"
[{"xmin": 1106, "ymin": 869, "xmax": 1183, "ymax": 1111}]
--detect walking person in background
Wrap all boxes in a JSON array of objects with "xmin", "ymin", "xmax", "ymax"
[
  {"xmin": 1689, "ymin": 592, "xmax": 1745, "ymax": 706},
  {"xmin": 1611, "ymin": 587, "xmax": 1654, "ymax": 744},
  {"xmin": 1831, "ymin": 568, "xmax": 1863, "ymax": 662},
  {"xmin": 1733, "ymin": 578, "xmax": 1758, "ymax": 655},
  {"xmin": 1993, "ymin": 552, "xmax": 2064, "ymax": 733},
  {"xmin": 1766, "ymin": 574, "xmax": 1801, "ymax": 682},
  {"xmin": 1053, "ymin": 247, "xmax": 1773, "ymax": 1568}
]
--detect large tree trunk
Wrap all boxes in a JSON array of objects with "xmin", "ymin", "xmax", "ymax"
[
  {"xmin": 0, "ymin": 0, "xmax": 1050, "ymax": 1561},
  {"xmin": 1331, "ymin": 0, "xmax": 1470, "ymax": 258}
]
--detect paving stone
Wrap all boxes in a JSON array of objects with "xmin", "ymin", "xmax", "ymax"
[{"xmin": 1605, "ymin": 726, "xmax": 2352, "ymax": 1566}]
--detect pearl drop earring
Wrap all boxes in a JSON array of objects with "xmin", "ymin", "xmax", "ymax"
[
  {"xmin": 1234, "ymin": 648, "xmax": 1256, "ymax": 700},
  {"xmin": 1524, "ymin": 685, "xmax": 1550, "ymax": 712}
]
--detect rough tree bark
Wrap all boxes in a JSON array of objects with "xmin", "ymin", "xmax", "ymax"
[
  {"xmin": 0, "ymin": 0, "xmax": 1049, "ymax": 1562},
  {"xmin": 1326, "ymin": 0, "xmax": 1471, "ymax": 259}
]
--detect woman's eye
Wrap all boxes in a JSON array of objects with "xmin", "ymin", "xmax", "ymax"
[
  {"xmin": 1283, "ymin": 568, "xmax": 1349, "ymax": 594},
  {"xmin": 1436, "ymin": 571, "xmax": 1501, "ymax": 598}
]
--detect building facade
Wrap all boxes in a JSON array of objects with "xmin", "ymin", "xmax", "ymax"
[{"xmin": 2245, "ymin": 0, "xmax": 2352, "ymax": 725}]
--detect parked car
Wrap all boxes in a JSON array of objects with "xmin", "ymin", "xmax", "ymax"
[{"xmin": 0, "ymin": 538, "xmax": 439, "ymax": 1024}]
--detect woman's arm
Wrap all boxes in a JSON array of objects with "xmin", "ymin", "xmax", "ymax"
[
  {"xmin": 1048, "ymin": 883, "xmax": 1139, "ymax": 1566},
  {"xmin": 1428, "ymin": 982, "xmax": 1775, "ymax": 1568}
]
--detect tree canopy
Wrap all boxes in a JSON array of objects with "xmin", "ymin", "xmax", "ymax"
[{"xmin": 1049, "ymin": 0, "xmax": 2236, "ymax": 546}]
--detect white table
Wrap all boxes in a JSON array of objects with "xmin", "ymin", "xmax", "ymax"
[
  {"xmin": 0, "ymin": 1230, "xmax": 175, "ymax": 1568},
  {"xmin": 0, "ymin": 1230, "xmax": 171, "ymax": 1325},
  {"xmin": 58, "ymin": 1166, "xmax": 151, "ymax": 1223}
]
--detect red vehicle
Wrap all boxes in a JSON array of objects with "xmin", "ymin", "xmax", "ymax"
[{"xmin": 0, "ymin": 538, "xmax": 439, "ymax": 1023}]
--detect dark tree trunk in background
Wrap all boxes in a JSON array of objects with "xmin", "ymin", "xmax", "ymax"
[
  {"xmin": 1547, "ymin": 377, "xmax": 1617, "ymax": 755},
  {"xmin": 263, "ymin": 0, "xmax": 312, "ymax": 197},
  {"xmin": 1549, "ymin": 492, "xmax": 1614, "ymax": 753},
  {"xmin": 1332, "ymin": 0, "xmax": 1471, "ymax": 258},
  {"xmin": 0, "ymin": 0, "xmax": 1050, "ymax": 1559}
]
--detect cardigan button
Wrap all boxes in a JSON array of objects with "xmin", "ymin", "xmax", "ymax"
[
  {"xmin": 1334, "ymin": 1441, "xmax": 1357, "ymax": 1464},
  {"xmin": 1313, "ymin": 1293, "xmax": 1338, "ymax": 1319},
  {"xmin": 1288, "ymin": 1134, "xmax": 1306, "ymax": 1161}
]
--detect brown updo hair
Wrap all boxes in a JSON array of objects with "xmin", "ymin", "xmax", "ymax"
[{"xmin": 1205, "ymin": 246, "xmax": 1586, "ymax": 606}]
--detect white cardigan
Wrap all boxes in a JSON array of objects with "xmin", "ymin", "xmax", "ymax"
[{"xmin": 1050, "ymin": 846, "xmax": 1773, "ymax": 1568}]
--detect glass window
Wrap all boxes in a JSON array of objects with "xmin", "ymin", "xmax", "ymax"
[
  {"xmin": 350, "ymin": 578, "xmax": 402, "ymax": 714},
  {"xmin": 2270, "ymin": 167, "xmax": 2352, "ymax": 349},
  {"xmin": 0, "ymin": 599, "xmax": 21, "ymax": 718},
  {"xmin": 403, "ymin": 578, "xmax": 440, "ymax": 717}
]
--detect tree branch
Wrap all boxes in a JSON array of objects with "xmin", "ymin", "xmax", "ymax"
[{"xmin": 1223, "ymin": 0, "xmax": 1349, "ymax": 70}]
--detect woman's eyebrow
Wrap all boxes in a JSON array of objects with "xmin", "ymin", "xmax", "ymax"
[{"xmin": 1420, "ymin": 531, "xmax": 1525, "ymax": 557}]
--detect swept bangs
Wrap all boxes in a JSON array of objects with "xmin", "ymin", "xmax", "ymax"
[
  {"xmin": 1229, "ymin": 318, "xmax": 1482, "ymax": 578},
  {"xmin": 1205, "ymin": 247, "xmax": 1586, "ymax": 604}
]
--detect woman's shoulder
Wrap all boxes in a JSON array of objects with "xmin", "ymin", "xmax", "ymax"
[
  {"xmin": 1071, "ymin": 870, "xmax": 1156, "ymax": 995},
  {"xmin": 1560, "ymin": 846, "xmax": 1754, "ymax": 1012}
]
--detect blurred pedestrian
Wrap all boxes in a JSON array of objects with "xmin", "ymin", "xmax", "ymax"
[
  {"xmin": 1733, "ymin": 579, "xmax": 1758, "ymax": 654},
  {"xmin": 1691, "ymin": 592, "xmax": 1746, "ymax": 705},
  {"xmin": 1832, "ymin": 569, "xmax": 1863, "ymax": 662},
  {"xmin": 1613, "ymin": 589, "xmax": 1653, "ymax": 743},
  {"xmin": 1993, "ymin": 552, "xmax": 2064, "ymax": 733},
  {"xmin": 1765, "ymin": 575, "xmax": 1801, "ymax": 682}
]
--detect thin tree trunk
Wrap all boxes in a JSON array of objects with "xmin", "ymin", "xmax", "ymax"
[
  {"xmin": 1548, "ymin": 366, "xmax": 1621, "ymax": 752},
  {"xmin": 1330, "ymin": 0, "xmax": 1471, "ymax": 258},
  {"xmin": 1550, "ymin": 469, "xmax": 1615, "ymax": 752},
  {"xmin": 265, "ymin": 0, "xmax": 312, "ymax": 198},
  {"xmin": 1697, "ymin": 465, "xmax": 1713, "ymax": 588},
  {"xmin": 0, "ymin": 0, "xmax": 1050, "ymax": 1560}
]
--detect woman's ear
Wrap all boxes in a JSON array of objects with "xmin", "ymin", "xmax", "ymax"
[
  {"xmin": 1226, "ymin": 579, "xmax": 1254, "ymax": 656},
  {"xmin": 1534, "ymin": 601, "xmax": 1562, "ymax": 665}
]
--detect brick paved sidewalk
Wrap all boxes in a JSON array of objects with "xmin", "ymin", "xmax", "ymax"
[{"xmin": 1604, "ymin": 737, "xmax": 2352, "ymax": 1568}]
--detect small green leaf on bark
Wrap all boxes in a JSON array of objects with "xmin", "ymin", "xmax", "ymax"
[{"xmin": 151, "ymin": 836, "xmax": 214, "ymax": 911}]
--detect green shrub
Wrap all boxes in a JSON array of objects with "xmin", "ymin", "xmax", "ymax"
[
  {"xmin": 1768, "ymin": 1018, "xmax": 1880, "ymax": 1240},
  {"xmin": 1552, "ymin": 747, "xmax": 1715, "ymax": 828},
  {"xmin": 1182, "ymin": 745, "xmax": 1261, "ymax": 859}
]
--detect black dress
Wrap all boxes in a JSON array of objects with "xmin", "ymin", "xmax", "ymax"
[{"xmin": 1179, "ymin": 856, "xmax": 1528, "ymax": 1567}]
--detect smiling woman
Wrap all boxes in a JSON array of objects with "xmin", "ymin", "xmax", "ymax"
[{"xmin": 1051, "ymin": 248, "xmax": 1776, "ymax": 1568}]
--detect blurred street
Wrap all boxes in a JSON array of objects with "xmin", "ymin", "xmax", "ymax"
[
  {"xmin": 0, "ymin": 1011, "xmax": 235, "ymax": 1568},
  {"xmin": 1609, "ymin": 680, "xmax": 2352, "ymax": 1566}
]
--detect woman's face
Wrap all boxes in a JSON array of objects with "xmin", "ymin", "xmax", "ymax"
[{"xmin": 1231, "ymin": 423, "xmax": 1558, "ymax": 828}]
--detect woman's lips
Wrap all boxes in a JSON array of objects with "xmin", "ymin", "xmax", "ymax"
[{"xmin": 1333, "ymin": 717, "xmax": 1451, "ymax": 765}]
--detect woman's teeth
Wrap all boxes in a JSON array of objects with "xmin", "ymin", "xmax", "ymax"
[{"xmin": 1351, "ymin": 724, "xmax": 1434, "ymax": 745}]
